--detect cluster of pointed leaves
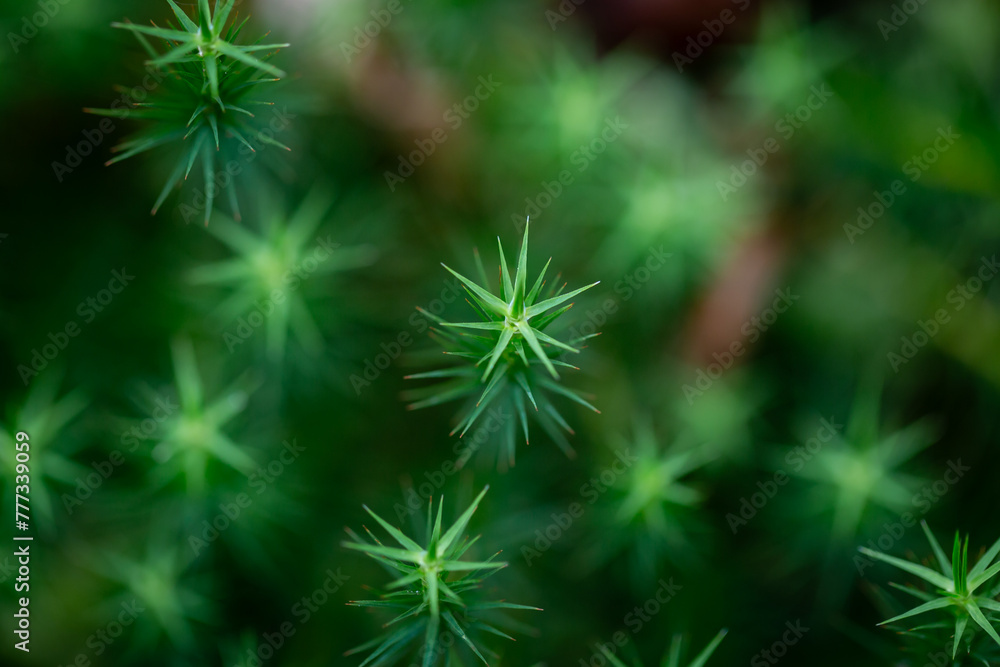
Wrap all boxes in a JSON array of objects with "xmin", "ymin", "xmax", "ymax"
[
  {"xmin": 788, "ymin": 378, "xmax": 934, "ymax": 542},
  {"xmin": 860, "ymin": 521, "xmax": 1000, "ymax": 659},
  {"xmin": 146, "ymin": 338, "xmax": 257, "ymax": 495},
  {"xmin": 88, "ymin": 0, "xmax": 290, "ymax": 223},
  {"xmin": 586, "ymin": 419, "xmax": 712, "ymax": 579},
  {"xmin": 598, "ymin": 630, "xmax": 727, "ymax": 667},
  {"xmin": 404, "ymin": 221, "xmax": 599, "ymax": 467},
  {"xmin": 0, "ymin": 375, "xmax": 87, "ymax": 533},
  {"xmin": 187, "ymin": 189, "xmax": 377, "ymax": 362},
  {"xmin": 343, "ymin": 486, "xmax": 539, "ymax": 666},
  {"xmin": 94, "ymin": 540, "xmax": 211, "ymax": 649}
]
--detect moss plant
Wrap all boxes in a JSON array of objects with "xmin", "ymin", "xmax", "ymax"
[
  {"xmin": 88, "ymin": 0, "xmax": 290, "ymax": 223},
  {"xmin": 87, "ymin": 532, "xmax": 211, "ymax": 650},
  {"xmin": 788, "ymin": 380, "xmax": 935, "ymax": 543},
  {"xmin": 343, "ymin": 486, "xmax": 540, "ymax": 666},
  {"xmin": 404, "ymin": 220, "xmax": 599, "ymax": 467},
  {"xmin": 598, "ymin": 629, "xmax": 727, "ymax": 667},
  {"xmin": 186, "ymin": 189, "xmax": 377, "ymax": 362},
  {"xmin": 584, "ymin": 418, "xmax": 712, "ymax": 581},
  {"xmin": 145, "ymin": 338, "xmax": 257, "ymax": 495},
  {"xmin": 0, "ymin": 374, "xmax": 87, "ymax": 533},
  {"xmin": 860, "ymin": 521, "xmax": 1000, "ymax": 659}
]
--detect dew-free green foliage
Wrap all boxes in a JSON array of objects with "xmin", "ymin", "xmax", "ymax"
[
  {"xmin": 11, "ymin": 0, "xmax": 1000, "ymax": 664},
  {"xmin": 146, "ymin": 338, "xmax": 256, "ymax": 495},
  {"xmin": 88, "ymin": 0, "xmax": 290, "ymax": 223},
  {"xmin": 860, "ymin": 522, "xmax": 1000, "ymax": 659},
  {"xmin": 0, "ymin": 374, "xmax": 87, "ymax": 533},
  {"xmin": 343, "ymin": 486, "xmax": 539, "ymax": 666},
  {"xmin": 89, "ymin": 537, "xmax": 211, "ymax": 650},
  {"xmin": 404, "ymin": 220, "xmax": 599, "ymax": 467},
  {"xmin": 598, "ymin": 629, "xmax": 727, "ymax": 667},
  {"xmin": 585, "ymin": 419, "xmax": 712, "ymax": 580},
  {"xmin": 788, "ymin": 380, "xmax": 934, "ymax": 542},
  {"xmin": 187, "ymin": 190, "xmax": 377, "ymax": 362}
]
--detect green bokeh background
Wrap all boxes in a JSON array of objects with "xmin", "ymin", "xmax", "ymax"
[{"xmin": 1, "ymin": 0, "xmax": 999, "ymax": 665}]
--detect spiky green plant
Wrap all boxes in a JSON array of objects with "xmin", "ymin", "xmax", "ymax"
[
  {"xmin": 88, "ymin": 0, "xmax": 290, "ymax": 223},
  {"xmin": 404, "ymin": 220, "xmax": 599, "ymax": 467},
  {"xmin": 144, "ymin": 338, "xmax": 257, "ymax": 495},
  {"xmin": 860, "ymin": 521, "xmax": 1000, "ymax": 659},
  {"xmin": 584, "ymin": 418, "xmax": 712, "ymax": 581},
  {"xmin": 88, "ymin": 532, "xmax": 213, "ymax": 650},
  {"xmin": 343, "ymin": 486, "xmax": 540, "ymax": 666},
  {"xmin": 0, "ymin": 373, "xmax": 87, "ymax": 533},
  {"xmin": 787, "ymin": 380, "xmax": 933, "ymax": 543},
  {"xmin": 598, "ymin": 629, "xmax": 727, "ymax": 667},
  {"xmin": 187, "ymin": 188, "xmax": 377, "ymax": 363}
]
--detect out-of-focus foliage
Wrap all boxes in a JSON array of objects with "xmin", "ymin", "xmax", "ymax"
[{"xmin": 1, "ymin": 0, "xmax": 999, "ymax": 665}]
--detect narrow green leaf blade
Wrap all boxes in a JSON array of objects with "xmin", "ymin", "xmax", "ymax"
[
  {"xmin": 966, "ymin": 599, "xmax": 1000, "ymax": 649},
  {"xmin": 969, "ymin": 533, "xmax": 1000, "ymax": 581},
  {"xmin": 689, "ymin": 629, "xmax": 728, "ymax": 667},
  {"xmin": 511, "ymin": 219, "xmax": 529, "ymax": 315},
  {"xmin": 858, "ymin": 547, "xmax": 954, "ymax": 590},
  {"xmin": 879, "ymin": 597, "xmax": 953, "ymax": 626},
  {"xmin": 921, "ymin": 521, "xmax": 952, "ymax": 579},
  {"xmin": 438, "ymin": 486, "xmax": 489, "ymax": 555},
  {"xmin": 517, "ymin": 323, "xmax": 558, "ymax": 379},
  {"xmin": 214, "ymin": 40, "xmax": 286, "ymax": 78},
  {"xmin": 526, "ymin": 281, "xmax": 599, "ymax": 319},
  {"xmin": 363, "ymin": 505, "xmax": 422, "ymax": 551},
  {"xmin": 165, "ymin": 0, "xmax": 199, "ymax": 32},
  {"xmin": 441, "ymin": 264, "xmax": 508, "ymax": 316}
]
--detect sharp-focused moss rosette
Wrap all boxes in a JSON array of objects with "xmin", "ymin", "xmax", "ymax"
[
  {"xmin": 88, "ymin": 0, "xmax": 290, "ymax": 223},
  {"xmin": 344, "ymin": 486, "xmax": 540, "ymax": 666},
  {"xmin": 861, "ymin": 521, "xmax": 1000, "ymax": 659},
  {"xmin": 404, "ymin": 220, "xmax": 600, "ymax": 467}
]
